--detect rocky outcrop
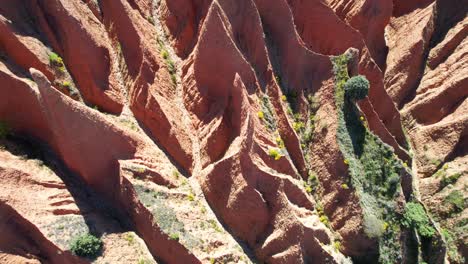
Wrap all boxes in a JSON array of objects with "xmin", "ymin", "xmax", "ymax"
[
  {"xmin": 0, "ymin": 143, "xmax": 157, "ymax": 264},
  {"xmin": 1, "ymin": 0, "xmax": 466, "ymax": 263},
  {"xmin": 384, "ymin": 1, "xmax": 467, "ymax": 262},
  {"xmin": 100, "ymin": 0, "xmax": 194, "ymax": 173},
  {"xmin": 325, "ymin": 0, "xmax": 392, "ymax": 69},
  {"xmin": 384, "ymin": 2, "xmax": 435, "ymax": 108},
  {"xmin": 286, "ymin": 0, "xmax": 409, "ymax": 159},
  {"xmin": 30, "ymin": 0, "xmax": 125, "ymax": 113},
  {"xmin": 160, "ymin": 0, "xmax": 212, "ymax": 58},
  {"xmin": 199, "ymin": 75, "xmax": 348, "ymax": 263}
]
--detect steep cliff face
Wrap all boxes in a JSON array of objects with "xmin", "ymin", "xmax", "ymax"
[{"xmin": 0, "ymin": 0, "xmax": 466, "ymax": 263}]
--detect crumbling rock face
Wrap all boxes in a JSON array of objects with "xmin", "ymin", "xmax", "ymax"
[
  {"xmin": 32, "ymin": 0, "xmax": 125, "ymax": 113},
  {"xmin": 326, "ymin": 0, "xmax": 392, "ymax": 69},
  {"xmin": 384, "ymin": 0, "xmax": 467, "ymax": 262},
  {"xmin": 100, "ymin": 0, "xmax": 194, "ymax": 173},
  {"xmin": 160, "ymin": 0, "xmax": 212, "ymax": 59},
  {"xmin": 0, "ymin": 0, "xmax": 466, "ymax": 263}
]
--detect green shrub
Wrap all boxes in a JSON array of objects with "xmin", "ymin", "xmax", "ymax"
[
  {"xmin": 169, "ymin": 233, "xmax": 179, "ymax": 241},
  {"xmin": 402, "ymin": 202, "xmax": 435, "ymax": 238},
  {"xmin": 0, "ymin": 121, "xmax": 10, "ymax": 139},
  {"xmin": 293, "ymin": 121, "xmax": 305, "ymax": 133},
  {"xmin": 260, "ymin": 96, "xmax": 277, "ymax": 132},
  {"xmin": 49, "ymin": 52, "xmax": 63, "ymax": 66},
  {"xmin": 60, "ymin": 81, "xmax": 73, "ymax": 92},
  {"xmin": 268, "ymin": 148, "xmax": 282, "ymax": 160},
  {"xmin": 364, "ymin": 213, "xmax": 385, "ymax": 238},
  {"xmin": 70, "ymin": 233, "xmax": 102, "ymax": 258},
  {"xmin": 333, "ymin": 241, "xmax": 341, "ymax": 251},
  {"xmin": 147, "ymin": 16, "xmax": 155, "ymax": 25},
  {"xmin": 444, "ymin": 190, "xmax": 465, "ymax": 213},
  {"xmin": 49, "ymin": 52, "xmax": 65, "ymax": 73},
  {"xmin": 440, "ymin": 173, "xmax": 462, "ymax": 188},
  {"xmin": 161, "ymin": 50, "xmax": 169, "ymax": 60},
  {"xmin": 344, "ymin": 75, "xmax": 369, "ymax": 100},
  {"xmin": 275, "ymin": 136, "xmax": 285, "ymax": 149}
]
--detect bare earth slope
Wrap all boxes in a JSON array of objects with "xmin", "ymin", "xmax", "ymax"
[{"xmin": 0, "ymin": 0, "xmax": 466, "ymax": 263}]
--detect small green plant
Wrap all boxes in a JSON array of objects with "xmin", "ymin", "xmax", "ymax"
[
  {"xmin": 402, "ymin": 202, "xmax": 435, "ymax": 238},
  {"xmin": 341, "ymin": 183, "xmax": 349, "ymax": 190},
  {"xmin": 172, "ymin": 170, "xmax": 180, "ymax": 179},
  {"xmin": 167, "ymin": 60, "xmax": 176, "ymax": 75},
  {"xmin": 304, "ymin": 171, "xmax": 319, "ymax": 194},
  {"xmin": 49, "ymin": 52, "xmax": 63, "ymax": 65},
  {"xmin": 333, "ymin": 241, "xmax": 341, "ymax": 251},
  {"xmin": 170, "ymin": 74, "xmax": 177, "ymax": 85},
  {"xmin": 293, "ymin": 121, "xmax": 305, "ymax": 132},
  {"xmin": 159, "ymin": 45, "xmax": 177, "ymax": 86},
  {"xmin": 169, "ymin": 233, "xmax": 179, "ymax": 241},
  {"xmin": 442, "ymin": 228, "xmax": 465, "ymax": 263},
  {"xmin": 69, "ymin": 233, "xmax": 103, "ymax": 258},
  {"xmin": 444, "ymin": 190, "xmax": 465, "ymax": 213},
  {"xmin": 275, "ymin": 136, "xmax": 285, "ymax": 149},
  {"xmin": 208, "ymin": 220, "xmax": 222, "ymax": 233},
  {"xmin": 49, "ymin": 52, "xmax": 65, "ymax": 73},
  {"xmin": 319, "ymin": 215, "xmax": 329, "ymax": 226},
  {"xmin": 268, "ymin": 148, "xmax": 282, "ymax": 160},
  {"xmin": 161, "ymin": 50, "xmax": 169, "ymax": 60},
  {"xmin": 257, "ymin": 111, "xmax": 264, "ymax": 119},
  {"xmin": 187, "ymin": 192, "xmax": 195, "ymax": 202},
  {"xmin": 344, "ymin": 75, "xmax": 369, "ymax": 100},
  {"xmin": 61, "ymin": 81, "xmax": 72, "ymax": 89},
  {"xmin": 147, "ymin": 16, "xmax": 155, "ymax": 25},
  {"xmin": 123, "ymin": 233, "xmax": 134, "ymax": 245},
  {"xmin": 0, "ymin": 121, "xmax": 11, "ymax": 139},
  {"xmin": 430, "ymin": 158, "xmax": 442, "ymax": 167},
  {"xmin": 440, "ymin": 173, "xmax": 462, "ymax": 189},
  {"xmin": 138, "ymin": 258, "xmax": 152, "ymax": 264}
]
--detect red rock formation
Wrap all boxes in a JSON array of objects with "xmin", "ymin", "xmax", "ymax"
[
  {"xmin": 1, "ymin": 0, "xmax": 466, "ymax": 262},
  {"xmin": 100, "ymin": 0, "xmax": 194, "ymax": 172},
  {"xmin": 286, "ymin": 0, "xmax": 409, "ymax": 159},
  {"xmin": 309, "ymin": 77, "xmax": 375, "ymax": 257},
  {"xmin": 0, "ymin": 14, "xmax": 54, "ymax": 82},
  {"xmin": 384, "ymin": 3, "xmax": 435, "ymax": 108},
  {"xmin": 0, "ymin": 202, "xmax": 81, "ymax": 264},
  {"xmin": 29, "ymin": 0, "xmax": 125, "ymax": 114},
  {"xmin": 118, "ymin": 176, "xmax": 201, "ymax": 264},
  {"xmin": 384, "ymin": 1, "xmax": 467, "ymax": 262},
  {"xmin": 325, "ymin": 0, "xmax": 392, "ymax": 69},
  {"xmin": 392, "ymin": 0, "xmax": 434, "ymax": 17},
  {"xmin": 160, "ymin": 0, "xmax": 212, "ymax": 58},
  {"xmin": 199, "ymin": 75, "xmax": 346, "ymax": 262}
]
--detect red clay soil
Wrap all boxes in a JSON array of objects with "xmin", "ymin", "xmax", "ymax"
[{"xmin": 0, "ymin": 0, "xmax": 466, "ymax": 263}]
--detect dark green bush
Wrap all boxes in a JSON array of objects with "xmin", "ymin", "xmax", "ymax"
[
  {"xmin": 344, "ymin": 75, "xmax": 369, "ymax": 100},
  {"xmin": 402, "ymin": 202, "xmax": 435, "ymax": 238},
  {"xmin": 70, "ymin": 233, "xmax": 102, "ymax": 258}
]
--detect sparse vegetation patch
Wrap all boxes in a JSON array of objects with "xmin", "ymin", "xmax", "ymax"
[{"xmin": 331, "ymin": 53, "xmax": 432, "ymax": 262}]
